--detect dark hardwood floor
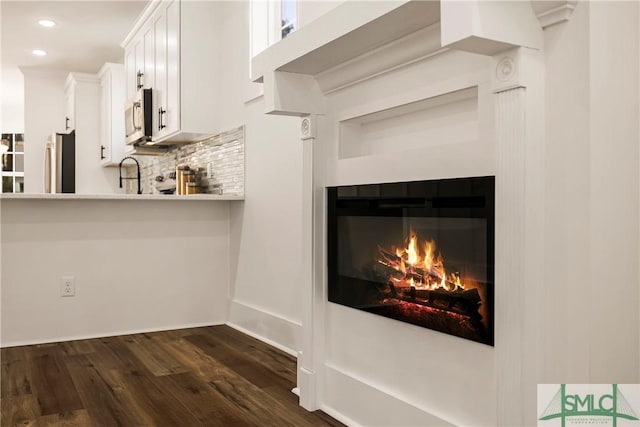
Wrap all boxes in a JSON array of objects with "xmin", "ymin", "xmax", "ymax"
[{"xmin": 1, "ymin": 325, "xmax": 344, "ymax": 427}]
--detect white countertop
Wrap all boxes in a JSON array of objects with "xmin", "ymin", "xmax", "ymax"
[{"xmin": 0, "ymin": 193, "xmax": 244, "ymax": 201}]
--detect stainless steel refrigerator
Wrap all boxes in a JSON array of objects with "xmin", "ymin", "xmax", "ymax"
[{"xmin": 44, "ymin": 131, "xmax": 75, "ymax": 193}]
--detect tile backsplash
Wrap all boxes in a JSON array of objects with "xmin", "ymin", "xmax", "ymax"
[{"xmin": 127, "ymin": 126, "xmax": 244, "ymax": 196}]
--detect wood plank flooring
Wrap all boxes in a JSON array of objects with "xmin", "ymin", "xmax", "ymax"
[{"xmin": 1, "ymin": 325, "xmax": 344, "ymax": 427}]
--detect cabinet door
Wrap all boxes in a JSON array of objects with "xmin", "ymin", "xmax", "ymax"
[
  {"xmin": 65, "ymin": 86, "xmax": 74, "ymax": 131},
  {"xmin": 134, "ymin": 36, "xmax": 144, "ymax": 92},
  {"xmin": 165, "ymin": 0, "xmax": 180, "ymax": 135},
  {"xmin": 153, "ymin": 7, "xmax": 167, "ymax": 138},
  {"xmin": 99, "ymin": 64, "xmax": 126, "ymax": 166},
  {"xmin": 99, "ymin": 72, "xmax": 111, "ymax": 165},
  {"xmin": 124, "ymin": 46, "xmax": 136, "ymax": 101},
  {"xmin": 142, "ymin": 23, "xmax": 155, "ymax": 90}
]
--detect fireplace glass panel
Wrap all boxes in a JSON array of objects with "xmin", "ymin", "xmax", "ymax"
[{"xmin": 327, "ymin": 177, "xmax": 494, "ymax": 345}]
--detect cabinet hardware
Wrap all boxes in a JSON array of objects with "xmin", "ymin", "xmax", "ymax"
[
  {"xmin": 65, "ymin": 116, "xmax": 70, "ymax": 130},
  {"xmin": 132, "ymin": 101, "xmax": 142, "ymax": 131},
  {"xmin": 136, "ymin": 70, "xmax": 144, "ymax": 89},
  {"xmin": 100, "ymin": 145, "xmax": 106, "ymax": 160},
  {"xmin": 159, "ymin": 107, "xmax": 166, "ymax": 131}
]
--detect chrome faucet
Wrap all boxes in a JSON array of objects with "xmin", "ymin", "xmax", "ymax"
[{"xmin": 119, "ymin": 156, "xmax": 142, "ymax": 194}]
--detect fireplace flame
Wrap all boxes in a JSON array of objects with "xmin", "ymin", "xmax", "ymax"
[
  {"xmin": 406, "ymin": 234, "xmax": 419, "ymax": 266},
  {"xmin": 378, "ymin": 230, "xmax": 466, "ymax": 292}
]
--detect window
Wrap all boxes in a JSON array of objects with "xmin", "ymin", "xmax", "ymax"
[
  {"xmin": 251, "ymin": 0, "xmax": 297, "ymax": 58},
  {"xmin": 1, "ymin": 133, "xmax": 25, "ymax": 193},
  {"xmin": 280, "ymin": 0, "xmax": 297, "ymax": 39},
  {"xmin": 248, "ymin": 0, "xmax": 297, "ymax": 101}
]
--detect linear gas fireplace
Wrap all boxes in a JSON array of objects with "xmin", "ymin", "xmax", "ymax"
[{"xmin": 327, "ymin": 177, "xmax": 495, "ymax": 345}]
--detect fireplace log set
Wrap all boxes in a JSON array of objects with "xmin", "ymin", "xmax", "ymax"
[{"xmin": 376, "ymin": 247, "xmax": 482, "ymax": 320}]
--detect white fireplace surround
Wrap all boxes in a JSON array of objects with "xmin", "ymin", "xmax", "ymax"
[{"xmin": 252, "ymin": 1, "xmax": 639, "ymax": 425}]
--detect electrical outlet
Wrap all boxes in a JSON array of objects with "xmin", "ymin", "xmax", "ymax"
[{"xmin": 61, "ymin": 276, "xmax": 75, "ymax": 297}]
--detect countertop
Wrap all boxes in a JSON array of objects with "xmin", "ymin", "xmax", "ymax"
[{"xmin": 0, "ymin": 193, "xmax": 244, "ymax": 201}]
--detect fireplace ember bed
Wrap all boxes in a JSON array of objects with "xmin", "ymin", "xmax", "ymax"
[{"xmin": 327, "ymin": 176, "xmax": 495, "ymax": 345}]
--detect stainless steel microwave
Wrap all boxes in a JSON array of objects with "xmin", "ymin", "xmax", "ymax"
[{"xmin": 125, "ymin": 88, "xmax": 152, "ymax": 145}]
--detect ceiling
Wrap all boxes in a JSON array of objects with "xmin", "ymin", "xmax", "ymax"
[
  {"xmin": 1, "ymin": 0, "xmax": 148, "ymax": 73},
  {"xmin": 1, "ymin": 0, "xmax": 148, "ymax": 130}
]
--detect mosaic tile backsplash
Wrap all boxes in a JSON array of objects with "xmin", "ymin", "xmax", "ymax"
[{"xmin": 128, "ymin": 126, "xmax": 244, "ymax": 196}]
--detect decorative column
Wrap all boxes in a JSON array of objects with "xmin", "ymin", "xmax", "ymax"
[
  {"xmin": 492, "ymin": 47, "xmax": 545, "ymax": 425},
  {"xmin": 297, "ymin": 114, "xmax": 323, "ymax": 410}
]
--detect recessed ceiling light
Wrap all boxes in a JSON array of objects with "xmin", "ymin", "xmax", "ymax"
[
  {"xmin": 32, "ymin": 49, "xmax": 47, "ymax": 56},
  {"xmin": 38, "ymin": 19, "xmax": 56, "ymax": 27}
]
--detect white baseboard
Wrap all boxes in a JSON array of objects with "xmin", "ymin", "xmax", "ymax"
[
  {"xmin": 227, "ymin": 299, "xmax": 301, "ymax": 356},
  {"xmin": 226, "ymin": 321, "xmax": 298, "ymax": 357},
  {"xmin": 322, "ymin": 364, "xmax": 456, "ymax": 427},
  {"xmin": 320, "ymin": 404, "xmax": 363, "ymax": 427},
  {"xmin": 0, "ymin": 321, "xmax": 226, "ymax": 348}
]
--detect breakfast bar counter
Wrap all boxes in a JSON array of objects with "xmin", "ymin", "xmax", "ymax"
[{"xmin": 0, "ymin": 193, "xmax": 244, "ymax": 201}]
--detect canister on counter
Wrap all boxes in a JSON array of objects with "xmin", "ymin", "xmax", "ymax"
[
  {"xmin": 186, "ymin": 182, "xmax": 200, "ymax": 195},
  {"xmin": 176, "ymin": 165, "xmax": 190, "ymax": 195},
  {"xmin": 182, "ymin": 170, "xmax": 195, "ymax": 195}
]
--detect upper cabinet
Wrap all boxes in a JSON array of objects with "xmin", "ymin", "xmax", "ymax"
[
  {"xmin": 65, "ymin": 72, "xmax": 118, "ymax": 194},
  {"xmin": 125, "ymin": 21, "xmax": 154, "ymax": 101},
  {"xmin": 98, "ymin": 63, "xmax": 126, "ymax": 166},
  {"xmin": 122, "ymin": 0, "xmax": 219, "ymax": 146},
  {"xmin": 64, "ymin": 86, "xmax": 74, "ymax": 132}
]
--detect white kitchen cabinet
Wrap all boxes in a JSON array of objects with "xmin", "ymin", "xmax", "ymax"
[
  {"xmin": 165, "ymin": 0, "xmax": 180, "ymax": 136},
  {"xmin": 64, "ymin": 87, "xmax": 74, "ymax": 132},
  {"xmin": 152, "ymin": 5, "xmax": 168, "ymax": 139},
  {"xmin": 142, "ymin": 23, "xmax": 155, "ymax": 92},
  {"xmin": 98, "ymin": 63, "xmax": 126, "ymax": 167},
  {"xmin": 121, "ymin": 0, "xmax": 219, "ymax": 146},
  {"xmin": 124, "ymin": 21, "xmax": 154, "ymax": 101},
  {"xmin": 124, "ymin": 47, "xmax": 136, "ymax": 101},
  {"xmin": 65, "ymin": 72, "xmax": 118, "ymax": 194}
]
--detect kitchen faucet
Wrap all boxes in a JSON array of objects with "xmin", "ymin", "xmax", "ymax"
[{"xmin": 119, "ymin": 156, "xmax": 142, "ymax": 194}]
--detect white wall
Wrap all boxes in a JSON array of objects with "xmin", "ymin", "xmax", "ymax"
[
  {"xmin": 21, "ymin": 69, "xmax": 67, "ymax": 193},
  {"xmin": 1, "ymin": 199, "xmax": 231, "ymax": 346},
  {"xmin": 212, "ymin": 1, "xmax": 305, "ymax": 353},
  {"xmin": 228, "ymin": 100, "xmax": 303, "ymax": 352},
  {"xmin": 539, "ymin": 0, "xmax": 590, "ymax": 383},
  {"xmin": 542, "ymin": 0, "xmax": 592, "ymax": 383},
  {"xmin": 214, "ymin": 1, "xmax": 250, "ymax": 132},
  {"xmin": 586, "ymin": 0, "xmax": 639, "ymax": 383},
  {"xmin": 296, "ymin": 1, "xmax": 343, "ymax": 28},
  {"xmin": 542, "ymin": 0, "xmax": 639, "ymax": 386},
  {"xmin": 1, "ymin": 67, "xmax": 25, "ymax": 133}
]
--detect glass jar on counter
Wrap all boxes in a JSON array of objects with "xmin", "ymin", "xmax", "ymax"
[
  {"xmin": 182, "ymin": 170, "xmax": 195, "ymax": 195},
  {"xmin": 176, "ymin": 165, "xmax": 190, "ymax": 195},
  {"xmin": 185, "ymin": 182, "xmax": 200, "ymax": 195}
]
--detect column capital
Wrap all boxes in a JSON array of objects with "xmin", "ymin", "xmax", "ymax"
[
  {"xmin": 492, "ymin": 47, "xmax": 542, "ymax": 93},
  {"xmin": 300, "ymin": 115, "xmax": 317, "ymax": 141}
]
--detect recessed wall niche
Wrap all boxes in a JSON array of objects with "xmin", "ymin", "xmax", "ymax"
[{"xmin": 338, "ymin": 86, "xmax": 479, "ymax": 159}]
